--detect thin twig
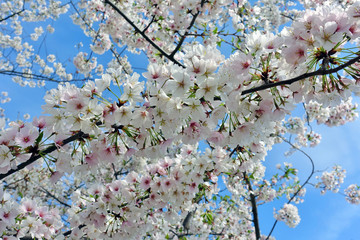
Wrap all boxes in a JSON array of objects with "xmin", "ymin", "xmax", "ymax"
[
  {"xmin": 169, "ymin": 0, "xmax": 205, "ymax": 58},
  {"xmin": 39, "ymin": 186, "xmax": 71, "ymax": 208},
  {"xmin": 0, "ymin": 70, "xmax": 88, "ymax": 83},
  {"xmin": 142, "ymin": 15, "xmax": 156, "ymax": 33},
  {"xmin": 302, "ymin": 103, "xmax": 313, "ymax": 132},
  {"xmin": 266, "ymin": 136, "xmax": 315, "ymax": 240},
  {"xmin": 70, "ymin": 0, "xmax": 130, "ymax": 75},
  {"xmin": 104, "ymin": 0, "xmax": 185, "ymax": 68},
  {"xmin": 0, "ymin": 0, "xmax": 25, "ymax": 22}
]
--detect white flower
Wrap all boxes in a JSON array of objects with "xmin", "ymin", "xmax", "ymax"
[
  {"xmin": 274, "ymin": 203, "xmax": 301, "ymax": 228},
  {"xmin": 0, "ymin": 145, "xmax": 13, "ymax": 168},
  {"xmin": 95, "ymin": 74, "xmax": 111, "ymax": 92},
  {"xmin": 73, "ymin": 52, "xmax": 97, "ymax": 74},
  {"xmin": 46, "ymin": 24, "xmax": 55, "ymax": 33},
  {"xmin": 120, "ymin": 73, "xmax": 144, "ymax": 104},
  {"xmin": 344, "ymin": 184, "xmax": 360, "ymax": 205}
]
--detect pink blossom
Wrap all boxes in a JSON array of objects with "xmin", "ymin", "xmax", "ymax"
[
  {"xmin": 140, "ymin": 175, "xmax": 152, "ymax": 190},
  {"xmin": 49, "ymin": 171, "xmax": 63, "ymax": 183},
  {"xmin": 84, "ymin": 152, "xmax": 99, "ymax": 167},
  {"xmin": 21, "ymin": 198, "xmax": 36, "ymax": 213},
  {"xmin": 32, "ymin": 116, "xmax": 47, "ymax": 130},
  {"xmin": 183, "ymin": 121, "xmax": 203, "ymax": 144},
  {"xmin": 207, "ymin": 131, "xmax": 224, "ymax": 145},
  {"xmin": 282, "ymin": 43, "xmax": 307, "ymax": 65},
  {"xmin": 15, "ymin": 124, "xmax": 38, "ymax": 148},
  {"xmin": 187, "ymin": 182, "xmax": 198, "ymax": 194},
  {"xmin": 161, "ymin": 178, "xmax": 174, "ymax": 191}
]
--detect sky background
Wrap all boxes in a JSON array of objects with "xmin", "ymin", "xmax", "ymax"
[{"xmin": 1, "ymin": 2, "xmax": 360, "ymax": 239}]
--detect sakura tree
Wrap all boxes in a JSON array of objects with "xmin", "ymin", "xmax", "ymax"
[{"xmin": 1, "ymin": 0, "xmax": 360, "ymax": 239}]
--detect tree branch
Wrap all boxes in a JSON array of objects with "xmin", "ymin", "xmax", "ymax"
[
  {"xmin": 0, "ymin": 0, "xmax": 25, "ymax": 22},
  {"xmin": 0, "ymin": 131, "xmax": 88, "ymax": 181},
  {"xmin": 169, "ymin": 229, "xmax": 224, "ymax": 239},
  {"xmin": 169, "ymin": 0, "xmax": 205, "ymax": 58},
  {"xmin": 39, "ymin": 186, "xmax": 71, "ymax": 208},
  {"xmin": 241, "ymin": 53, "xmax": 360, "ymax": 95},
  {"xmin": 63, "ymin": 224, "xmax": 86, "ymax": 237},
  {"xmin": 104, "ymin": 0, "xmax": 185, "ymax": 68},
  {"xmin": 243, "ymin": 172, "xmax": 261, "ymax": 240},
  {"xmin": 0, "ymin": 70, "xmax": 88, "ymax": 83},
  {"xmin": 142, "ymin": 15, "xmax": 156, "ymax": 33},
  {"xmin": 182, "ymin": 208, "xmax": 196, "ymax": 233},
  {"xmin": 266, "ymin": 136, "xmax": 315, "ymax": 240},
  {"xmin": 229, "ymin": 145, "xmax": 242, "ymax": 158}
]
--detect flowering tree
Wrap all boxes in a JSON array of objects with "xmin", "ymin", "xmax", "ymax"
[{"xmin": 1, "ymin": 0, "xmax": 360, "ymax": 239}]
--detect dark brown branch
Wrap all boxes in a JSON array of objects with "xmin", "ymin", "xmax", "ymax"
[
  {"xmin": 0, "ymin": 0, "xmax": 25, "ymax": 22},
  {"xmin": 104, "ymin": 0, "xmax": 185, "ymax": 68},
  {"xmin": 169, "ymin": 0, "xmax": 205, "ymax": 58},
  {"xmin": 0, "ymin": 70, "xmax": 88, "ymax": 83},
  {"xmin": 0, "ymin": 131, "xmax": 88, "ymax": 181},
  {"xmin": 241, "ymin": 53, "xmax": 360, "ymax": 95},
  {"xmin": 63, "ymin": 224, "xmax": 86, "ymax": 237},
  {"xmin": 39, "ymin": 186, "xmax": 71, "ymax": 208},
  {"xmin": 142, "ymin": 15, "xmax": 156, "ymax": 33},
  {"xmin": 280, "ymin": 13, "xmax": 294, "ymax": 21},
  {"xmin": 243, "ymin": 172, "xmax": 261, "ymax": 240},
  {"xmin": 182, "ymin": 208, "xmax": 196, "ymax": 233},
  {"xmin": 229, "ymin": 145, "xmax": 241, "ymax": 158},
  {"xmin": 3, "ymin": 173, "xmax": 28, "ymax": 188}
]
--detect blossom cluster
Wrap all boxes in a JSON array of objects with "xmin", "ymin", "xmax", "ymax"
[
  {"xmin": 274, "ymin": 203, "xmax": 301, "ymax": 228},
  {"xmin": 344, "ymin": 184, "xmax": 360, "ymax": 205},
  {"xmin": 1, "ymin": 0, "xmax": 360, "ymax": 239},
  {"xmin": 315, "ymin": 165, "xmax": 346, "ymax": 194},
  {"xmin": 65, "ymin": 146, "xmax": 236, "ymax": 239},
  {"xmin": 305, "ymin": 98, "xmax": 358, "ymax": 127},
  {"xmin": 0, "ymin": 0, "xmax": 72, "ymax": 86},
  {"xmin": 0, "ymin": 186, "xmax": 63, "ymax": 239}
]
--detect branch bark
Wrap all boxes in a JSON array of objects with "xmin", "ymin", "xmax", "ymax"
[
  {"xmin": 104, "ymin": 0, "xmax": 185, "ymax": 68},
  {"xmin": 0, "ymin": 131, "xmax": 88, "ymax": 181},
  {"xmin": 243, "ymin": 172, "xmax": 261, "ymax": 240}
]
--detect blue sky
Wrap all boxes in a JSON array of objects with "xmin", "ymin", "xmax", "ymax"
[
  {"xmin": 1, "ymin": 3, "xmax": 360, "ymax": 239},
  {"xmin": 261, "ymin": 119, "xmax": 360, "ymax": 240}
]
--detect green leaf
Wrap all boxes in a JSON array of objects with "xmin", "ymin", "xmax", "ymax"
[
  {"xmin": 35, "ymin": 131, "xmax": 44, "ymax": 145},
  {"xmin": 206, "ymin": 212, "xmax": 213, "ymax": 224}
]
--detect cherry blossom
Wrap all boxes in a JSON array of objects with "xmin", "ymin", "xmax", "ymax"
[
  {"xmin": 0, "ymin": 0, "xmax": 360, "ymax": 239},
  {"xmin": 274, "ymin": 203, "xmax": 301, "ymax": 228},
  {"xmin": 344, "ymin": 184, "xmax": 360, "ymax": 205}
]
